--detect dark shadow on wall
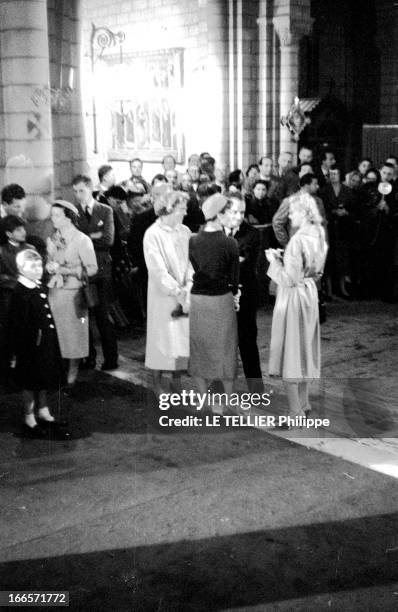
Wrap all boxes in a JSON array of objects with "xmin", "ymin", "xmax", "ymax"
[{"xmin": 299, "ymin": 0, "xmax": 381, "ymax": 167}]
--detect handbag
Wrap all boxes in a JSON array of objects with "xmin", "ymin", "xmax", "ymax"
[
  {"xmin": 81, "ymin": 269, "xmax": 99, "ymax": 308},
  {"xmin": 171, "ymin": 303, "xmax": 189, "ymax": 318},
  {"xmin": 318, "ymin": 288, "xmax": 327, "ymax": 324}
]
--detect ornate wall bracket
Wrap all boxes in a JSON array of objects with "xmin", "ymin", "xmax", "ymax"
[
  {"xmin": 89, "ymin": 23, "xmax": 126, "ymax": 153},
  {"xmin": 90, "ymin": 24, "xmax": 125, "ymax": 67},
  {"xmin": 280, "ymin": 97, "xmax": 311, "ymax": 141}
]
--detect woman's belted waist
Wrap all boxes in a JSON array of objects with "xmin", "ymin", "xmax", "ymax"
[{"xmin": 48, "ymin": 276, "xmax": 83, "ymax": 290}]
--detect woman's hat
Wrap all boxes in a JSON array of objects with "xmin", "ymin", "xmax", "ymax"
[
  {"xmin": 202, "ymin": 194, "xmax": 229, "ymax": 220},
  {"xmin": 52, "ymin": 200, "xmax": 79, "ymax": 216}
]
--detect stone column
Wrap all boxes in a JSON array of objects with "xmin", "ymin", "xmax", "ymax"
[
  {"xmin": 205, "ymin": 0, "xmax": 229, "ymax": 168},
  {"xmin": 273, "ymin": 3, "xmax": 313, "ymax": 157},
  {"xmin": 48, "ymin": 0, "xmax": 87, "ymax": 199},
  {"xmin": 257, "ymin": 1, "xmax": 275, "ymax": 159},
  {"xmin": 0, "ymin": 0, "xmax": 54, "ymax": 199},
  {"xmin": 375, "ymin": 0, "xmax": 398, "ymax": 125}
]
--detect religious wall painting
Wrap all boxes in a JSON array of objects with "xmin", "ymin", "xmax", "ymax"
[{"xmin": 103, "ymin": 48, "xmax": 184, "ymax": 163}]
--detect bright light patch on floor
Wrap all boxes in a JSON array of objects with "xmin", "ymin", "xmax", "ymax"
[{"xmin": 370, "ymin": 463, "xmax": 398, "ymax": 478}]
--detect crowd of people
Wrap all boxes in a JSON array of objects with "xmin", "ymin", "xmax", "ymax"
[{"xmin": 0, "ymin": 146, "xmax": 397, "ymax": 435}]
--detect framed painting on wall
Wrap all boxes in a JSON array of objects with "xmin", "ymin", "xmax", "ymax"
[{"xmin": 103, "ymin": 47, "xmax": 185, "ymax": 164}]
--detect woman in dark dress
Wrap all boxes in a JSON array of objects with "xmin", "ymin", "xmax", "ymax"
[
  {"xmin": 320, "ymin": 167, "xmax": 355, "ymax": 297},
  {"xmin": 9, "ymin": 249, "xmax": 66, "ymax": 438},
  {"xmin": 189, "ymin": 194, "xmax": 240, "ymax": 412}
]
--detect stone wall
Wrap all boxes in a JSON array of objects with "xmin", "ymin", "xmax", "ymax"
[
  {"xmin": 310, "ymin": 0, "xmax": 382, "ymax": 125},
  {"xmin": 0, "ymin": 0, "xmax": 86, "ymax": 206},
  {"xmin": 0, "ymin": 0, "xmax": 53, "ymax": 199},
  {"xmin": 376, "ymin": 0, "xmax": 398, "ymax": 125}
]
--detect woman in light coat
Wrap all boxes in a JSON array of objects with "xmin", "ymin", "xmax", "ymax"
[
  {"xmin": 46, "ymin": 201, "xmax": 98, "ymax": 385},
  {"xmin": 143, "ymin": 185, "xmax": 192, "ymax": 394},
  {"xmin": 266, "ymin": 193, "xmax": 328, "ymax": 420}
]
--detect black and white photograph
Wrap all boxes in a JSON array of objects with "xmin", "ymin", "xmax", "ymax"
[{"xmin": 1, "ymin": 0, "xmax": 398, "ymax": 610}]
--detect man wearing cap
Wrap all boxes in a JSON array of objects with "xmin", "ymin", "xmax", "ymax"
[{"xmin": 72, "ymin": 174, "xmax": 119, "ymax": 370}]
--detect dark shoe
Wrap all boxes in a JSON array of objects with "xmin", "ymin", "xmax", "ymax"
[
  {"xmin": 79, "ymin": 358, "xmax": 96, "ymax": 370},
  {"xmin": 208, "ymin": 380, "xmax": 225, "ymax": 394},
  {"xmin": 101, "ymin": 361, "xmax": 119, "ymax": 371},
  {"xmin": 37, "ymin": 417, "xmax": 69, "ymax": 429},
  {"xmin": 335, "ymin": 291, "xmax": 353, "ymax": 301},
  {"xmin": 52, "ymin": 427, "xmax": 72, "ymax": 441},
  {"xmin": 36, "ymin": 419, "xmax": 71, "ymax": 440},
  {"xmin": 274, "ymin": 423, "xmax": 289, "ymax": 431},
  {"xmin": 21, "ymin": 423, "xmax": 47, "ymax": 439}
]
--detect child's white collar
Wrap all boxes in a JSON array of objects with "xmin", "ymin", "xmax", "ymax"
[{"xmin": 18, "ymin": 275, "xmax": 40, "ymax": 289}]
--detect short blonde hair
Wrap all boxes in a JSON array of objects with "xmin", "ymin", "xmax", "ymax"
[
  {"xmin": 153, "ymin": 184, "xmax": 188, "ymax": 217},
  {"xmin": 15, "ymin": 248, "xmax": 41, "ymax": 270},
  {"xmin": 289, "ymin": 193, "xmax": 323, "ymax": 225}
]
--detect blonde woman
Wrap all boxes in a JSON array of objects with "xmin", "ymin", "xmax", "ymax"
[
  {"xmin": 143, "ymin": 185, "xmax": 192, "ymax": 395},
  {"xmin": 266, "ymin": 193, "xmax": 328, "ymax": 423}
]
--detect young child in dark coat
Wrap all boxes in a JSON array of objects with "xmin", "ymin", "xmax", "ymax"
[
  {"xmin": 9, "ymin": 249, "xmax": 69, "ymax": 439},
  {"xmin": 0, "ymin": 215, "xmax": 34, "ymax": 384}
]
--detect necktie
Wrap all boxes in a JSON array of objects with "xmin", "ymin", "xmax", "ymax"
[{"xmin": 85, "ymin": 207, "xmax": 91, "ymax": 221}]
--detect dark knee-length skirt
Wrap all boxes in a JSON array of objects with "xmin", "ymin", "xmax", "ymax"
[{"xmin": 189, "ymin": 292, "xmax": 238, "ymax": 380}]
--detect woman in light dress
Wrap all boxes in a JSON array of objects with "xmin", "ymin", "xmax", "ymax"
[
  {"xmin": 46, "ymin": 201, "xmax": 98, "ymax": 385},
  {"xmin": 266, "ymin": 193, "xmax": 328, "ymax": 420},
  {"xmin": 143, "ymin": 185, "xmax": 192, "ymax": 394}
]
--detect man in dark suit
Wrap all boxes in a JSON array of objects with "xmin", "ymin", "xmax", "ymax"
[
  {"xmin": 315, "ymin": 150, "xmax": 336, "ymax": 189},
  {"xmin": 273, "ymin": 173, "xmax": 326, "ymax": 248},
  {"xmin": 93, "ymin": 164, "xmax": 115, "ymax": 204},
  {"xmin": 72, "ymin": 174, "xmax": 118, "ymax": 370},
  {"xmin": 273, "ymin": 151, "xmax": 300, "ymax": 201},
  {"xmin": 223, "ymin": 191, "xmax": 264, "ymax": 393},
  {"xmin": 258, "ymin": 156, "xmax": 281, "ymax": 203}
]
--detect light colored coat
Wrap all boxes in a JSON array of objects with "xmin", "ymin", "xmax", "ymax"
[
  {"xmin": 47, "ymin": 225, "xmax": 98, "ymax": 358},
  {"xmin": 144, "ymin": 219, "xmax": 193, "ymax": 370},
  {"xmin": 268, "ymin": 223, "xmax": 328, "ymax": 380}
]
